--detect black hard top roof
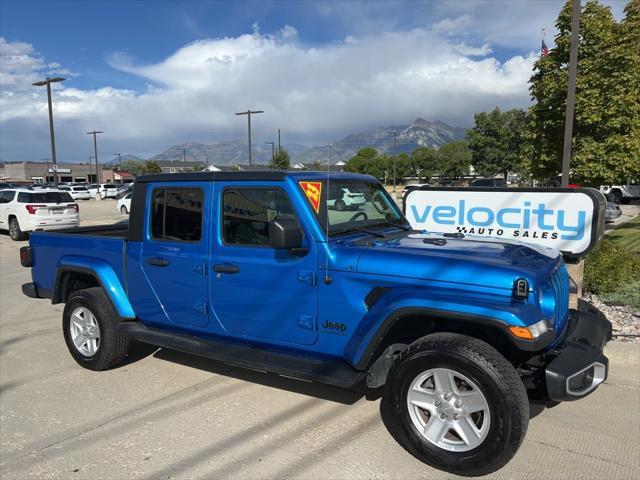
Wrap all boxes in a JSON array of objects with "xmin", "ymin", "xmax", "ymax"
[{"xmin": 135, "ymin": 170, "xmax": 375, "ymax": 183}]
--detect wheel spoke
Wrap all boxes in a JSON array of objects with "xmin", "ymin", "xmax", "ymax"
[
  {"xmin": 73, "ymin": 309, "xmax": 85, "ymax": 323},
  {"xmin": 423, "ymin": 416, "xmax": 450, "ymax": 444},
  {"xmin": 454, "ymin": 417, "xmax": 482, "ymax": 448},
  {"xmin": 73, "ymin": 333, "xmax": 87, "ymax": 349},
  {"xmin": 432, "ymin": 369, "xmax": 456, "ymax": 394},
  {"xmin": 459, "ymin": 390, "xmax": 488, "ymax": 414},
  {"xmin": 408, "ymin": 388, "xmax": 436, "ymax": 411}
]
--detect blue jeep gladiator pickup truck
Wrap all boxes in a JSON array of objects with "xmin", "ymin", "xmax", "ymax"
[{"xmin": 20, "ymin": 171, "xmax": 611, "ymax": 476}]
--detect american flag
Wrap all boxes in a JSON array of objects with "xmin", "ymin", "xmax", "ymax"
[{"xmin": 541, "ymin": 39, "xmax": 549, "ymax": 57}]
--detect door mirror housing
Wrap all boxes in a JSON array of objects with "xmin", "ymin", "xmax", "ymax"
[{"xmin": 269, "ymin": 218, "xmax": 303, "ymax": 250}]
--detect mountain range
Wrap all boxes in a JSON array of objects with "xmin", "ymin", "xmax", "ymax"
[{"xmin": 108, "ymin": 118, "xmax": 466, "ymax": 166}]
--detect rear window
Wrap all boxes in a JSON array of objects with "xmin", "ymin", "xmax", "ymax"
[
  {"xmin": 73, "ymin": 187, "xmax": 88, "ymax": 191},
  {"xmin": 103, "ymin": 184, "xmax": 116, "ymax": 189},
  {"xmin": 17, "ymin": 192, "xmax": 73, "ymax": 203}
]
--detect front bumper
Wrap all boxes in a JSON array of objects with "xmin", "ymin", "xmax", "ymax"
[{"xmin": 544, "ymin": 300, "xmax": 612, "ymax": 402}]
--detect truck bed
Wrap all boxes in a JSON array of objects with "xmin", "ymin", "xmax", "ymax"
[{"xmin": 27, "ymin": 223, "xmax": 128, "ymax": 298}]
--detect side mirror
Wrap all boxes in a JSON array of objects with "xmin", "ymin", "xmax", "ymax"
[{"xmin": 269, "ymin": 218, "xmax": 303, "ymax": 250}]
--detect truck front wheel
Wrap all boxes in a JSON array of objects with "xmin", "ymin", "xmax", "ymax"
[
  {"xmin": 382, "ymin": 332, "xmax": 529, "ymax": 476},
  {"xmin": 62, "ymin": 287, "xmax": 129, "ymax": 371}
]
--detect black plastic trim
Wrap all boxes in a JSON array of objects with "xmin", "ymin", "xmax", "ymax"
[
  {"xmin": 354, "ymin": 307, "xmax": 555, "ymax": 370},
  {"xmin": 364, "ymin": 287, "xmax": 390, "ymax": 310},
  {"xmin": 544, "ymin": 300, "xmax": 611, "ymax": 401},
  {"xmin": 136, "ymin": 171, "xmax": 289, "ymax": 183},
  {"xmin": 128, "ymin": 182, "xmax": 147, "ymax": 242},
  {"xmin": 119, "ymin": 322, "xmax": 364, "ymax": 388}
]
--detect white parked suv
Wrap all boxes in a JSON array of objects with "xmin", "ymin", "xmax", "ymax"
[
  {"xmin": 87, "ymin": 183, "xmax": 118, "ymax": 199},
  {"xmin": 0, "ymin": 189, "xmax": 79, "ymax": 241},
  {"xmin": 58, "ymin": 185, "xmax": 92, "ymax": 200},
  {"xmin": 327, "ymin": 186, "xmax": 366, "ymax": 211},
  {"xmin": 117, "ymin": 192, "xmax": 132, "ymax": 215},
  {"xmin": 600, "ymin": 180, "xmax": 640, "ymax": 204}
]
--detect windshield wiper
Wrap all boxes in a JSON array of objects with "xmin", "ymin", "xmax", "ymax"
[
  {"xmin": 329, "ymin": 226, "xmax": 386, "ymax": 238},
  {"xmin": 370, "ymin": 221, "xmax": 413, "ymax": 231}
]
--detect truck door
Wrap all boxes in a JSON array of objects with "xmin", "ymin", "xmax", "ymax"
[
  {"xmin": 139, "ymin": 183, "xmax": 210, "ymax": 327},
  {"xmin": 211, "ymin": 184, "xmax": 318, "ymax": 346}
]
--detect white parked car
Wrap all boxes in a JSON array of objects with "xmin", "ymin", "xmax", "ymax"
[
  {"xmin": 117, "ymin": 192, "xmax": 132, "ymax": 215},
  {"xmin": 0, "ymin": 189, "xmax": 79, "ymax": 241},
  {"xmin": 327, "ymin": 186, "xmax": 366, "ymax": 211},
  {"xmin": 57, "ymin": 185, "xmax": 92, "ymax": 200},
  {"xmin": 87, "ymin": 183, "xmax": 118, "ymax": 199},
  {"xmin": 600, "ymin": 179, "xmax": 640, "ymax": 204}
]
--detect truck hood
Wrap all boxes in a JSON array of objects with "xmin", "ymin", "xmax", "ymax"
[{"xmin": 333, "ymin": 232, "xmax": 562, "ymax": 292}]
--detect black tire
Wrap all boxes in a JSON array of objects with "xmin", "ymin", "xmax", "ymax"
[
  {"xmin": 335, "ymin": 199, "xmax": 346, "ymax": 211},
  {"xmin": 120, "ymin": 205, "xmax": 128, "ymax": 215},
  {"xmin": 382, "ymin": 332, "xmax": 529, "ymax": 477},
  {"xmin": 62, "ymin": 287, "xmax": 129, "ymax": 371},
  {"xmin": 609, "ymin": 190, "xmax": 623, "ymax": 204},
  {"xmin": 8, "ymin": 217, "xmax": 26, "ymax": 241}
]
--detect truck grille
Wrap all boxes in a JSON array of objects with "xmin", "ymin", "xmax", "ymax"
[{"xmin": 549, "ymin": 263, "xmax": 570, "ymax": 332}]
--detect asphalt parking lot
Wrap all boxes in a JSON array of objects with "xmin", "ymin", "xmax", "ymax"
[{"xmin": 1, "ymin": 199, "xmax": 639, "ymax": 479}]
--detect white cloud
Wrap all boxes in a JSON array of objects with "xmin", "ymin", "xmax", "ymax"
[{"xmin": 0, "ymin": 28, "xmax": 536, "ymax": 160}]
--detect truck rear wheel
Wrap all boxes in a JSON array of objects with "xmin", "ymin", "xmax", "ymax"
[
  {"xmin": 62, "ymin": 287, "xmax": 129, "ymax": 371},
  {"xmin": 382, "ymin": 332, "xmax": 529, "ymax": 476}
]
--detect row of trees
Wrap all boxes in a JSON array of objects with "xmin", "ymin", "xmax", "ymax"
[{"xmin": 344, "ymin": 142, "xmax": 471, "ymax": 181}]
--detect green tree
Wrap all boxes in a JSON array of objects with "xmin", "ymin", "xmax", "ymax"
[
  {"xmin": 121, "ymin": 160, "xmax": 145, "ymax": 176},
  {"xmin": 438, "ymin": 141, "xmax": 472, "ymax": 180},
  {"xmin": 527, "ymin": 0, "xmax": 640, "ymax": 184},
  {"xmin": 345, "ymin": 147, "xmax": 385, "ymax": 179},
  {"xmin": 144, "ymin": 161, "xmax": 162, "ymax": 174},
  {"xmin": 269, "ymin": 148, "xmax": 291, "ymax": 169},
  {"xmin": 411, "ymin": 146, "xmax": 439, "ymax": 181},
  {"xmin": 466, "ymin": 107, "xmax": 527, "ymax": 180}
]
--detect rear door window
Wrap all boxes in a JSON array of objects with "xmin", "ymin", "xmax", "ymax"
[{"xmin": 150, "ymin": 188, "xmax": 203, "ymax": 242}]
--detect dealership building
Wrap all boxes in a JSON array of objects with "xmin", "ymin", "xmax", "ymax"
[{"xmin": 0, "ymin": 161, "xmax": 133, "ymax": 184}]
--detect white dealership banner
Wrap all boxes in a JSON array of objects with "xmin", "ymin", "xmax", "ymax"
[{"xmin": 404, "ymin": 187, "xmax": 605, "ymax": 258}]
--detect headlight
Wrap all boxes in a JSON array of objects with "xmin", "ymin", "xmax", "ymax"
[{"xmin": 508, "ymin": 318, "xmax": 552, "ymax": 340}]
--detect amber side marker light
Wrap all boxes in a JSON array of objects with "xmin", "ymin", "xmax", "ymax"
[{"xmin": 508, "ymin": 326, "xmax": 534, "ymax": 340}]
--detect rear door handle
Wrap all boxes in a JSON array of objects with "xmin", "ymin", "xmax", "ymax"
[
  {"xmin": 213, "ymin": 263, "xmax": 240, "ymax": 274},
  {"xmin": 147, "ymin": 257, "xmax": 170, "ymax": 267}
]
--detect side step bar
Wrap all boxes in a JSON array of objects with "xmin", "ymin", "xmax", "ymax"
[{"xmin": 119, "ymin": 322, "xmax": 364, "ymax": 388}]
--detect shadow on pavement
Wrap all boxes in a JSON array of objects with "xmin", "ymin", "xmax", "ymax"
[{"xmin": 152, "ymin": 347, "xmax": 365, "ymax": 405}]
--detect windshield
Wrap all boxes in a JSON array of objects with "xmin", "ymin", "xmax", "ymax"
[{"xmin": 300, "ymin": 178, "xmax": 407, "ymax": 236}]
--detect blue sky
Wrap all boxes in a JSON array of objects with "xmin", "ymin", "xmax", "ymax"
[{"xmin": 0, "ymin": 0, "xmax": 629, "ymax": 162}]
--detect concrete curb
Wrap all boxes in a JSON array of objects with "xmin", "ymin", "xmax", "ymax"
[{"xmin": 605, "ymin": 340, "xmax": 640, "ymax": 366}]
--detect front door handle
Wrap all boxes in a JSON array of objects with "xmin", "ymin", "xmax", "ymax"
[
  {"xmin": 147, "ymin": 257, "xmax": 170, "ymax": 267},
  {"xmin": 213, "ymin": 263, "xmax": 240, "ymax": 274}
]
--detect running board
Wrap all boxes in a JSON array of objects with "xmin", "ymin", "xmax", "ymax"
[{"xmin": 118, "ymin": 322, "xmax": 364, "ymax": 388}]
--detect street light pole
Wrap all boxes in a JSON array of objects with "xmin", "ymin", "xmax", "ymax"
[
  {"xmin": 32, "ymin": 77, "xmax": 65, "ymax": 187},
  {"xmin": 181, "ymin": 148, "xmax": 187, "ymax": 169},
  {"xmin": 265, "ymin": 141, "xmax": 275, "ymax": 162},
  {"xmin": 235, "ymin": 109, "xmax": 264, "ymax": 166},
  {"xmin": 561, "ymin": 0, "xmax": 581, "ymax": 188},
  {"xmin": 278, "ymin": 129, "xmax": 281, "ymax": 153},
  {"xmin": 89, "ymin": 156, "xmax": 94, "ymax": 183},
  {"xmin": 387, "ymin": 131, "xmax": 398, "ymax": 192},
  {"xmin": 86, "ymin": 131, "xmax": 103, "ymax": 183},
  {"xmin": 112, "ymin": 153, "xmax": 122, "ymax": 183}
]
